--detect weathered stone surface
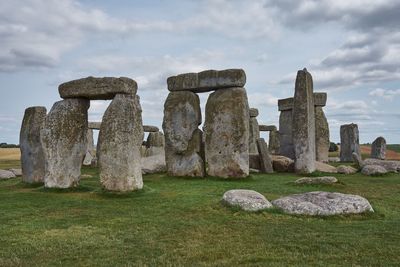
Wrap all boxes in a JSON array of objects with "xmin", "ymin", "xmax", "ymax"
[
  {"xmin": 278, "ymin": 97, "xmax": 293, "ymax": 111},
  {"xmin": 222, "ymin": 189, "xmax": 272, "ymax": 211},
  {"xmin": 328, "ymin": 157, "xmax": 340, "ymax": 162},
  {"xmin": 256, "ymin": 138, "xmax": 273, "ymax": 173},
  {"xmin": 249, "ymin": 153, "xmax": 261, "ymax": 170},
  {"xmin": 205, "ymin": 87, "xmax": 249, "ymax": 178},
  {"xmin": 278, "ymin": 110, "xmax": 294, "ymax": 159},
  {"xmin": 272, "ymin": 155, "xmax": 295, "ymax": 172},
  {"xmin": 249, "ymin": 117, "xmax": 260, "ymax": 154},
  {"xmin": 20, "ymin": 106, "xmax": 46, "ymax": 183},
  {"xmin": 9, "ymin": 168, "xmax": 22, "ymax": 176},
  {"xmin": 292, "ymin": 69, "xmax": 315, "ymax": 173},
  {"xmin": 59, "ymin": 76, "xmax": 137, "ymax": 100},
  {"xmin": 143, "ymin": 125, "xmax": 159, "ymax": 132},
  {"xmin": 97, "ymin": 94, "xmax": 143, "ymax": 191},
  {"xmin": 259, "ymin": 125, "xmax": 277, "ymax": 132},
  {"xmin": 337, "ymin": 165, "xmax": 358, "ymax": 174},
  {"xmin": 167, "ymin": 69, "xmax": 246, "ymax": 93},
  {"xmin": 361, "ymin": 165, "xmax": 387, "ymax": 176},
  {"xmin": 315, "ymin": 106, "xmax": 329, "ymax": 162},
  {"xmin": 41, "ymin": 99, "xmax": 89, "ymax": 188},
  {"xmin": 352, "ymin": 152, "xmax": 364, "ymax": 169},
  {"xmin": 83, "ymin": 129, "xmax": 95, "ymax": 166},
  {"xmin": 249, "ymin": 108, "xmax": 259, "ymax": 117},
  {"xmin": 340, "ymin": 123, "xmax": 361, "ymax": 162},
  {"xmin": 268, "ymin": 129, "xmax": 280, "ymax": 154},
  {"xmin": 163, "ymin": 91, "xmax": 205, "ymax": 177},
  {"xmin": 371, "ymin": 137, "xmax": 386, "ymax": 160},
  {"xmin": 0, "ymin": 169, "xmax": 16, "ymax": 179},
  {"xmin": 141, "ymin": 154, "xmax": 166, "ymax": 174},
  {"xmin": 88, "ymin": 122, "xmax": 101, "ymax": 129},
  {"xmin": 363, "ymin": 158, "xmax": 400, "ymax": 172},
  {"xmin": 314, "ymin": 92, "xmax": 327, "ymax": 106},
  {"xmin": 294, "ymin": 176, "xmax": 337, "ymax": 185},
  {"xmin": 272, "ymin": 191, "xmax": 374, "ymax": 216},
  {"xmin": 315, "ymin": 161, "xmax": 338, "ymax": 173},
  {"xmin": 144, "ymin": 131, "xmax": 165, "ymax": 157}
]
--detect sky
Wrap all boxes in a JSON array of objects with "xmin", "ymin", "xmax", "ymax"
[{"xmin": 0, "ymin": 0, "xmax": 399, "ymax": 144}]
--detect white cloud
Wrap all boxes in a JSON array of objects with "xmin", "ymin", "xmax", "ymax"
[{"xmin": 369, "ymin": 88, "xmax": 400, "ymax": 100}]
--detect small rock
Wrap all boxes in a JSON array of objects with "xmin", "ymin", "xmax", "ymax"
[
  {"xmin": 0, "ymin": 169, "xmax": 16, "ymax": 179},
  {"xmin": 272, "ymin": 155, "xmax": 294, "ymax": 172},
  {"xmin": 337, "ymin": 165, "xmax": 358, "ymax": 174},
  {"xmin": 294, "ymin": 176, "xmax": 338, "ymax": 185},
  {"xmin": 315, "ymin": 161, "xmax": 338, "ymax": 173},
  {"xmin": 361, "ymin": 165, "xmax": 387, "ymax": 176},
  {"xmin": 9, "ymin": 168, "xmax": 22, "ymax": 176},
  {"xmin": 222, "ymin": 189, "xmax": 272, "ymax": 212}
]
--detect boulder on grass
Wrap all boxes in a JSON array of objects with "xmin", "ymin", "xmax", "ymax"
[
  {"xmin": 361, "ymin": 165, "xmax": 387, "ymax": 176},
  {"xmin": 0, "ymin": 170, "xmax": 16, "ymax": 179},
  {"xmin": 294, "ymin": 176, "xmax": 337, "ymax": 185},
  {"xmin": 272, "ymin": 155, "xmax": 294, "ymax": 172},
  {"xmin": 222, "ymin": 189, "xmax": 272, "ymax": 211},
  {"xmin": 337, "ymin": 165, "xmax": 358, "ymax": 174},
  {"xmin": 315, "ymin": 161, "xmax": 338, "ymax": 173}
]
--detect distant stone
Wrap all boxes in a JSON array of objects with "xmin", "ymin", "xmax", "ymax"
[
  {"xmin": 249, "ymin": 168, "xmax": 260, "ymax": 173},
  {"xmin": 315, "ymin": 106, "xmax": 329, "ymax": 162},
  {"xmin": 278, "ymin": 97, "xmax": 293, "ymax": 111},
  {"xmin": 145, "ymin": 131, "xmax": 165, "ymax": 157},
  {"xmin": 83, "ymin": 129, "xmax": 95, "ymax": 166},
  {"xmin": 315, "ymin": 161, "xmax": 338, "ymax": 173},
  {"xmin": 272, "ymin": 155, "xmax": 295, "ymax": 172},
  {"xmin": 167, "ymin": 69, "xmax": 246, "ymax": 93},
  {"xmin": 0, "ymin": 169, "xmax": 16, "ymax": 179},
  {"xmin": 337, "ymin": 165, "xmax": 358, "ymax": 174},
  {"xmin": 141, "ymin": 154, "xmax": 166, "ymax": 174},
  {"xmin": 256, "ymin": 138, "xmax": 273, "ymax": 173},
  {"xmin": 249, "ymin": 153, "xmax": 261, "ymax": 170},
  {"xmin": 268, "ymin": 129, "xmax": 280, "ymax": 154},
  {"xmin": 143, "ymin": 125, "xmax": 159, "ymax": 132},
  {"xmin": 9, "ymin": 168, "xmax": 22, "ymax": 176},
  {"xmin": 361, "ymin": 165, "xmax": 387, "ymax": 176},
  {"xmin": 352, "ymin": 152, "xmax": 364, "ymax": 169},
  {"xmin": 272, "ymin": 191, "xmax": 374, "ymax": 216},
  {"xmin": 59, "ymin": 76, "xmax": 137, "ymax": 100},
  {"xmin": 20, "ymin": 106, "xmax": 46, "ymax": 184},
  {"xmin": 328, "ymin": 157, "xmax": 340, "ymax": 163},
  {"xmin": 363, "ymin": 158, "xmax": 400, "ymax": 172},
  {"xmin": 313, "ymin": 92, "xmax": 327, "ymax": 106},
  {"xmin": 222, "ymin": 189, "xmax": 272, "ymax": 211},
  {"xmin": 259, "ymin": 125, "xmax": 277, "ymax": 131},
  {"xmin": 371, "ymin": 137, "xmax": 386, "ymax": 160},
  {"xmin": 249, "ymin": 117, "xmax": 260, "ymax": 154},
  {"xmin": 88, "ymin": 122, "xmax": 101, "ymax": 129},
  {"xmin": 294, "ymin": 176, "xmax": 337, "ymax": 185},
  {"xmin": 340, "ymin": 123, "xmax": 361, "ymax": 162},
  {"xmin": 249, "ymin": 108, "xmax": 259, "ymax": 117},
  {"xmin": 278, "ymin": 109, "xmax": 294, "ymax": 159}
]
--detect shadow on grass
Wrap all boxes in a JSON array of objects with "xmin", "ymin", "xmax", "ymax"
[{"xmin": 94, "ymin": 185, "xmax": 156, "ymax": 199}]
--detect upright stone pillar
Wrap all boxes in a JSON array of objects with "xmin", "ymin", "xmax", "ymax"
[
  {"xmin": 162, "ymin": 91, "xmax": 205, "ymax": 177},
  {"xmin": 278, "ymin": 98, "xmax": 294, "ymax": 159},
  {"xmin": 205, "ymin": 87, "xmax": 250, "ymax": 178},
  {"xmin": 268, "ymin": 128, "xmax": 280, "ymax": 154},
  {"xmin": 314, "ymin": 93, "xmax": 329, "ymax": 162},
  {"xmin": 292, "ymin": 68, "xmax": 315, "ymax": 173},
  {"xmin": 41, "ymin": 99, "xmax": 89, "ymax": 188},
  {"xmin": 97, "ymin": 94, "xmax": 144, "ymax": 191},
  {"xmin": 371, "ymin": 136, "xmax": 386, "ymax": 160},
  {"xmin": 340, "ymin": 123, "xmax": 360, "ymax": 162},
  {"xmin": 20, "ymin": 106, "xmax": 47, "ymax": 183},
  {"xmin": 83, "ymin": 128, "xmax": 95, "ymax": 166},
  {"xmin": 249, "ymin": 108, "xmax": 260, "ymax": 154},
  {"xmin": 145, "ymin": 131, "xmax": 165, "ymax": 157}
]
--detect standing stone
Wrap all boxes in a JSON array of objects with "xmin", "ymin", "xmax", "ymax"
[
  {"xmin": 41, "ymin": 99, "xmax": 89, "ymax": 188},
  {"xmin": 205, "ymin": 87, "xmax": 250, "ymax": 178},
  {"xmin": 256, "ymin": 138, "xmax": 273, "ymax": 173},
  {"xmin": 268, "ymin": 129, "xmax": 280, "ymax": 154},
  {"xmin": 20, "ymin": 106, "xmax": 47, "ymax": 184},
  {"xmin": 145, "ymin": 131, "xmax": 165, "ymax": 157},
  {"xmin": 292, "ymin": 68, "xmax": 315, "ymax": 173},
  {"xmin": 315, "ymin": 106, "xmax": 329, "ymax": 162},
  {"xmin": 371, "ymin": 136, "xmax": 386, "ymax": 160},
  {"xmin": 340, "ymin": 123, "xmax": 361, "ymax": 162},
  {"xmin": 162, "ymin": 91, "xmax": 205, "ymax": 177},
  {"xmin": 97, "ymin": 94, "xmax": 144, "ymax": 191},
  {"xmin": 248, "ymin": 108, "xmax": 260, "ymax": 154},
  {"xmin": 278, "ymin": 98, "xmax": 294, "ymax": 159},
  {"xmin": 83, "ymin": 128, "xmax": 95, "ymax": 166}
]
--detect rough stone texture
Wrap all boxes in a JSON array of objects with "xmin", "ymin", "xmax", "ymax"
[
  {"xmin": 0, "ymin": 169, "xmax": 16, "ymax": 179},
  {"xmin": 278, "ymin": 97, "xmax": 293, "ymax": 111},
  {"xmin": 163, "ymin": 91, "xmax": 205, "ymax": 177},
  {"xmin": 83, "ymin": 129, "xmax": 95, "ymax": 166},
  {"xmin": 328, "ymin": 157, "xmax": 340, "ymax": 162},
  {"xmin": 272, "ymin": 191, "xmax": 374, "ymax": 216},
  {"xmin": 249, "ymin": 108, "xmax": 259, "ymax": 117},
  {"xmin": 340, "ymin": 123, "xmax": 361, "ymax": 162},
  {"xmin": 337, "ymin": 165, "xmax": 358, "ymax": 174},
  {"xmin": 361, "ymin": 165, "xmax": 388, "ymax": 176},
  {"xmin": 205, "ymin": 87, "xmax": 249, "ymax": 178},
  {"xmin": 371, "ymin": 137, "xmax": 386, "ymax": 160},
  {"xmin": 249, "ymin": 153, "xmax": 261, "ymax": 170},
  {"xmin": 314, "ymin": 92, "xmax": 327, "ymax": 106},
  {"xmin": 315, "ymin": 106, "xmax": 329, "ymax": 162},
  {"xmin": 143, "ymin": 125, "xmax": 159, "ymax": 132},
  {"xmin": 249, "ymin": 117, "xmax": 260, "ymax": 154},
  {"xmin": 268, "ymin": 129, "xmax": 280, "ymax": 154},
  {"xmin": 88, "ymin": 122, "xmax": 101, "ymax": 129},
  {"xmin": 256, "ymin": 138, "xmax": 273, "ymax": 173},
  {"xmin": 292, "ymin": 69, "xmax": 316, "ymax": 173},
  {"xmin": 59, "ymin": 76, "xmax": 137, "ymax": 100},
  {"xmin": 141, "ymin": 154, "xmax": 166, "ymax": 174},
  {"xmin": 315, "ymin": 161, "xmax": 338, "ymax": 173},
  {"xmin": 222, "ymin": 189, "xmax": 272, "ymax": 211},
  {"xmin": 363, "ymin": 158, "xmax": 400, "ymax": 172},
  {"xmin": 272, "ymin": 155, "xmax": 295, "ymax": 172},
  {"xmin": 295, "ymin": 176, "xmax": 337, "ymax": 185},
  {"xmin": 352, "ymin": 152, "xmax": 364, "ymax": 169},
  {"xmin": 278, "ymin": 110, "xmax": 294, "ymax": 159},
  {"xmin": 9, "ymin": 168, "xmax": 22, "ymax": 176},
  {"xmin": 20, "ymin": 106, "xmax": 47, "ymax": 184},
  {"xmin": 41, "ymin": 99, "xmax": 89, "ymax": 188},
  {"xmin": 97, "ymin": 94, "xmax": 144, "ymax": 192},
  {"xmin": 259, "ymin": 125, "xmax": 277, "ymax": 132},
  {"xmin": 167, "ymin": 69, "xmax": 246, "ymax": 93}
]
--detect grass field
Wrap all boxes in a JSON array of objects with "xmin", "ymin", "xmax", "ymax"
[{"xmin": 1, "ymin": 159, "xmax": 400, "ymax": 266}]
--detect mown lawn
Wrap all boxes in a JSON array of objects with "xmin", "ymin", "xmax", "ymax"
[{"xmin": 0, "ymin": 162, "xmax": 399, "ymax": 266}]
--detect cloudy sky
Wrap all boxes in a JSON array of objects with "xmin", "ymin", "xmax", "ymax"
[{"xmin": 1, "ymin": 0, "xmax": 399, "ymax": 144}]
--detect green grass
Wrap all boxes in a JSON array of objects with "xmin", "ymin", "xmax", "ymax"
[
  {"xmin": 1, "ymin": 163, "xmax": 400, "ymax": 266},
  {"xmin": 387, "ymin": 144, "xmax": 400, "ymax": 153}
]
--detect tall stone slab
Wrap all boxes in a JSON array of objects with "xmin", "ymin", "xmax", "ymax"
[
  {"xmin": 315, "ymin": 106, "xmax": 329, "ymax": 162},
  {"xmin": 20, "ymin": 106, "xmax": 47, "ymax": 183},
  {"xmin": 340, "ymin": 123, "xmax": 361, "ymax": 162},
  {"xmin": 162, "ymin": 91, "xmax": 205, "ymax": 177},
  {"xmin": 83, "ymin": 128, "xmax": 95, "ymax": 166},
  {"xmin": 268, "ymin": 129, "xmax": 280, "ymax": 154},
  {"xmin": 249, "ymin": 108, "xmax": 260, "ymax": 154},
  {"xmin": 278, "ymin": 98, "xmax": 294, "ymax": 159},
  {"xmin": 41, "ymin": 99, "xmax": 89, "ymax": 188},
  {"xmin": 292, "ymin": 68, "xmax": 315, "ymax": 173},
  {"xmin": 371, "ymin": 136, "xmax": 386, "ymax": 160},
  {"xmin": 205, "ymin": 87, "xmax": 250, "ymax": 178},
  {"xmin": 145, "ymin": 131, "xmax": 165, "ymax": 157},
  {"xmin": 256, "ymin": 138, "xmax": 273, "ymax": 173},
  {"xmin": 97, "ymin": 94, "xmax": 144, "ymax": 191}
]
